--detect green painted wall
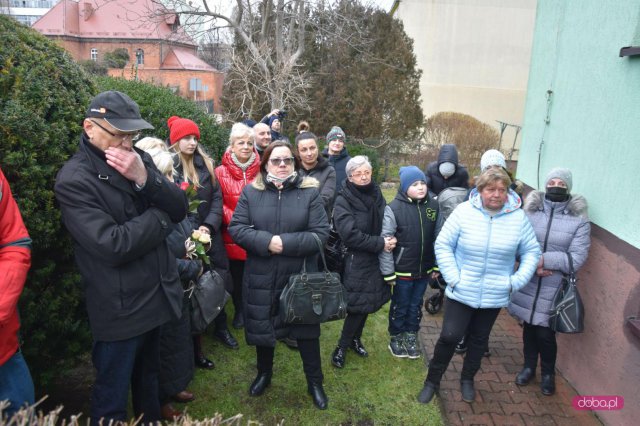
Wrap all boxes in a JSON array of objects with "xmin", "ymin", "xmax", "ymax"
[{"xmin": 518, "ymin": 0, "xmax": 640, "ymax": 247}]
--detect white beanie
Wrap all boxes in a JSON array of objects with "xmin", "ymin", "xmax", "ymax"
[{"xmin": 480, "ymin": 149, "xmax": 506, "ymax": 172}]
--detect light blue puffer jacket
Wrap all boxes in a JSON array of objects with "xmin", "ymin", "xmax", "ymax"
[{"xmin": 436, "ymin": 188, "xmax": 540, "ymax": 308}]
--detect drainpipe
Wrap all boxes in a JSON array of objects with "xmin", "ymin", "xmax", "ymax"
[{"xmin": 389, "ymin": 0, "xmax": 400, "ymax": 16}]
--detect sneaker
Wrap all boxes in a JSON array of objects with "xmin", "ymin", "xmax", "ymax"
[
  {"xmin": 388, "ymin": 334, "xmax": 408, "ymax": 358},
  {"xmin": 405, "ymin": 332, "xmax": 422, "ymax": 359}
]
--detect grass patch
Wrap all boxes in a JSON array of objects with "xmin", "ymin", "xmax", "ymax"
[{"xmin": 188, "ymin": 303, "xmax": 442, "ymax": 425}]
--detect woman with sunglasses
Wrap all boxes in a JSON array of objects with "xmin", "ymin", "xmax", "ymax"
[
  {"xmin": 330, "ymin": 155, "xmax": 395, "ymax": 369},
  {"xmin": 167, "ymin": 116, "xmax": 238, "ymax": 369},
  {"xmin": 228, "ymin": 140, "xmax": 330, "ymax": 409}
]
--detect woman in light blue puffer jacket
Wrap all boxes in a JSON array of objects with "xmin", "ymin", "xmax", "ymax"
[{"xmin": 417, "ymin": 168, "xmax": 540, "ymax": 405}]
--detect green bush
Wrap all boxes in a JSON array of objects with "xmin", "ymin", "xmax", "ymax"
[
  {"xmin": 103, "ymin": 48, "xmax": 129, "ymax": 69},
  {"xmin": 0, "ymin": 15, "xmax": 96, "ymax": 384},
  {"xmin": 95, "ymin": 76, "xmax": 229, "ymax": 160},
  {"xmin": 78, "ymin": 59, "xmax": 108, "ymax": 76}
]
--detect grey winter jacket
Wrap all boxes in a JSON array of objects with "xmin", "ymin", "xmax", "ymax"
[{"xmin": 508, "ymin": 191, "xmax": 591, "ymax": 326}]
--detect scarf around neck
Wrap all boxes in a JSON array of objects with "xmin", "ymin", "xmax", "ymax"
[
  {"xmin": 266, "ymin": 171, "xmax": 297, "ymax": 189},
  {"xmin": 231, "ymin": 152, "xmax": 256, "ymax": 171}
]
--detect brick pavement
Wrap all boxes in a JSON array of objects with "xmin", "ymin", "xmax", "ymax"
[{"xmin": 418, "ymin": 307, "xmax": 603, "ymax": 426}]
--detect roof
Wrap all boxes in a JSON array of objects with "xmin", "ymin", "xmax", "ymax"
[
  {"xmin": 33, "ymin": 0, "xmax": 194, "ymax": 46},
  {"xmin": 161, "ymin": 48, "xmax": 217, "ymax": 72}
]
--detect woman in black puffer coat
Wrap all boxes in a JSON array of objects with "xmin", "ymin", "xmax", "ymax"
[
  {"xmin": 330, "ymin": 155, "xmax": 395, "ymax": 369},
  {"xmin": 228, "ymin": 141, "xmax": 330, "ymax": 409}
]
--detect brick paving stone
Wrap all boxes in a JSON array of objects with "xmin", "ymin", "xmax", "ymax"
[
  {"xmin": 488, "ymin": 381, "xmax": 518, "ymax": 393},
  {"xmin": 491, "ymin": 413, "xmax": 526, "ymax": 426},
  {"xmin": 457, "ymin": 413, "xmax": 494, "ymax": 425},
  {"xmin": 475, "ymin": 371, "xmax": 500, "ymax": 382},
  {"xmin": 471, "ymin": 400, "xmax": 506, "ymax": 415},
  {"xmin": 479, "ymin": 388, "xmax": 513, "ymax": 404},
  {"xmin": 445, "ymin": 401, "xmax": 475, "ymax": 416},
  {"xmin": 520, "ymin": 413, "xmax": 557, "ymax": 425},
  {"xmin": 500, "ymin": 401, "xmax": 535, "ymax": 416}
]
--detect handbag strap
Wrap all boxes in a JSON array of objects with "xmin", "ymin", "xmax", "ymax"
[
  {"xmin": 312, "ymin": 232, "xmax": 331, "ymax": 273},
  {"xmin": 567, "ymin": 252, "xmax": 575, "ymax": 277}
]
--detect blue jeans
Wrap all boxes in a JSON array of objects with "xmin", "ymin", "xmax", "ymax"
[
  {"xmin": 90, "ymin": 328, "xmax": 161, "ymax": 425},
  {"xmin": 0, "ymin": 350, "xmax": 34, "ymax": 419},
  {"xmin": 388, "ymin": 278, "xmax": 428, "ymax": 335}
]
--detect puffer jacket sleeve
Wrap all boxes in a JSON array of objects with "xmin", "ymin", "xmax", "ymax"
[
  {"xmin": 334, "ymin": 196, "xmax": 385, "ymax": 253},
  {"xmin": 378, "ymin": 205, "xmax": 397, "ymax": 277},
  {"xmin": 510, "ymin": 215, "xmax": 541, "ymax": 293},
  {"xmin": 320, "ymin": 167, "xmax": 337, "ymax": 213},
  {"xmin": 228, "ymin": 188, "xmax": 273, "ymax": 257},
  {"xmin": 280, "ymin": 190, "xmax": 330, "ymax": 257},
  {"xmin": 434, "ymin": 205, "xmax": 463, "ymax": 287},
  {"xmin": 543, "ymin": 220, "xmax": 591, "ymax": 274}
]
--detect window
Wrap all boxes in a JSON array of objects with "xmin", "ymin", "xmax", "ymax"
[
  {"xmin": 90, "ymin": 48, "xmax": 98, "ymax": 62},
  {"xmin": 136, "ymin": 49, "xmax": 144, "ymax": 65},
  {"xmin": 13, "ymin": 15, "xmax": 40, "ymax": 26}
]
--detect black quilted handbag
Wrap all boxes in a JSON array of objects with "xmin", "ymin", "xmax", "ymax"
[
  {"xmin": 549, "ymin": 254, "xmax": 585, "ymax": 334},
  {"xmin": 280, "ymin": 233, "xmax": 348, "ymax": 324}
]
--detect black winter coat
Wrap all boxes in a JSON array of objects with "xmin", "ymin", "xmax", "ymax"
[
  {"xmin": 334, "ymin": 182, "xmax": 390, "ymax": 314},
  {"xmin": 228, "ymin": 173, "xmax": 330, "ymax": 346},
  {"xmin": 322, "ymin": 147, "xmax": 351, "ymax": 188},
  {"xmin": 424, "ymin": 144, "xmax": 470, "ymax": 195},
  {"xmin": 174, "ymin": 152, "xmax": 230, "ymax": 279},
  {"xmin": 299, "ymin": 155, "xmax": 336, "ymax": 217},
  {"xmin": 379, "ymin": 191, "xmax": 440, "ymax": 280},
  {"xmin": 54, "ymin": 135, "xmax": 188, "ymax": 341}
]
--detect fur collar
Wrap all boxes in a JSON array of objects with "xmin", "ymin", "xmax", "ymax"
[
  {"xmin": 524, "ymin": 190, "xmax": 588, "ymax": 219},
  {"xmin": 251, "ymin": 172, "xmax": 319, "ymax": 191}
]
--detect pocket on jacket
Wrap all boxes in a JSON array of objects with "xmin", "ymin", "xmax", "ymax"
[{"xmin": 395, "ymin": 247, "xmax": 405, "ymax": 266}]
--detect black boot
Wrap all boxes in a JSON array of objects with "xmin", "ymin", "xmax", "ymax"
[
  {"xmin": 307, "ymin": 382, "xmax": 328, "ymax": 410},
  {"xmin": 249, "ymin": 372, "xmax": 272, "ymax": 396},
  {"xmin": 193, "ymin": 335, "xmax": 215, "ymax": 369},
  {"xmin": 515, "ymin": 367, "xmax": 535, "ymax": 386},
  {"xmin": 417, "ymin": 381, "xmax": 439, "ymax": 404},
  {"xmin": 460, "ymin": 379, "xmax": 476, "ymax": 403},
  {"xmin": 214, "ymin": 329, "xmax": 239, "ymax": 349},
  {"xmin": 350, "ymin": 337, "xmax": 368, "ymax": 357},
  {"xmin": 331, "ymin": 346, "xmax": 346, "ymax": 368},
  {"xmin": 540, "ymin": 374, "xmax": 555, "ymax": 396},
  {"xmin": 232, "ymin": 310, "xmax": 244, "ymax": 329}
]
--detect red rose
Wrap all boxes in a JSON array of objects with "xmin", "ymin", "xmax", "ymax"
[{"xmin": 179, "ymin": 182, "xmax": 190, "ymax": 191}]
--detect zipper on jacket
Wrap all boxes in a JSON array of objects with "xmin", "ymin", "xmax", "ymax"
[
  {"xmin": 417, "ymin": 202, "xmax": 425, "ymax": 276},
  {"xmin": 478, "ymin": 216, "xmax": 494, "ymax": 308},
  {"xmin": 243, "ymin": 170, "xmax": 247, "ymax": 184},
  {"xmin": 529, "ymin": 207, "xmax": 555, "ymax": 324}
]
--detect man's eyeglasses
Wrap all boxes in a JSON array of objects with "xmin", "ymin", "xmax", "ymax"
[
  {"xmin": 269, "ymin": 157, "xmax": 295, "ymax": 166},
  {"xmin": 91, "ymin": 120, "xmax": 141, "ymax": 142},
  {"xmin": 350, "ymin": 170, "xmax": 372, "ymax": 179}
]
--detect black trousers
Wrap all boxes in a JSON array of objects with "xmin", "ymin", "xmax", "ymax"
[
  {"xmin": 256, "ymin": 338, "xmax": 323, "ymax": 383},
  {"xmin": 229, "ymin": 260, "xmax": 244, "ymax": 314},
  {"xmin": 426, "ymin": 299, "xmax": 500, "ymax": 385},
  {"xmin": 522, "ymin": 322, "xmax": 557, "ymax": 375},
  {"xmin": 338, "ymin": 313, "xmax": 368, "ymax": 349}
]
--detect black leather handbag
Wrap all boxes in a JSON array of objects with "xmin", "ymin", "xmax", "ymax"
[
  {"xmin": 549, "ymin": 253, "xmax": 585, "ymax": 334},
  {"xmin": 280, "ymin": 233, "xmax": 348, "ymax": 324},
  {"xmin": 190, "ymin": 270, "xmax": 230, "ymax": 334},
  {"xmin": 324, "ymin": 213, "xmax": 347, "ymax": 273}
]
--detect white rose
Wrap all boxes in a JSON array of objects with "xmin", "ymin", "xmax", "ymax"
[
  {"xmin": 199, "ymin": 233, "xmax": 211, "ymax": 244},
  {"xmin": 192, "ymin": 230, "xmax": 202, "ymax": 240}
]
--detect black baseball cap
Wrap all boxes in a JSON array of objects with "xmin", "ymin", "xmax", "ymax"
[{"xmin": 86, "ymin": 91, "xmax": 154, "ymax": 132}]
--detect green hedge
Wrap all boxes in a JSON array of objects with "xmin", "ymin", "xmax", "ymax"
[{"xmin": 1, "ymin": 16, "xmax": 227, "ymax": 385}]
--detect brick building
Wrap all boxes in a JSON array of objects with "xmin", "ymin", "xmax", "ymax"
[{"xmin": 32, "ymin": 0, "xmax": 224, "ymax": 113}]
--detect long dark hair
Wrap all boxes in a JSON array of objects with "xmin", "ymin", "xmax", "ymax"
[{"xmin": 259, "ymin": 140, "xmax": 301, "ymax": 173}]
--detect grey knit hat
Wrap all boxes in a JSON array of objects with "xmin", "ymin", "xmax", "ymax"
[
  {"xmin": 326, "ymin": 126, "xmax": 346, "ymax": 142},
  {"xmin": 545, "ymin": 167, "xmax": 572, "ymax": 192}
]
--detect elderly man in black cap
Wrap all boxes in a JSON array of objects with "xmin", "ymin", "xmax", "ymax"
[{"xmin": 54, "ymin": 91, "xmax": 187, "ymax": 424}]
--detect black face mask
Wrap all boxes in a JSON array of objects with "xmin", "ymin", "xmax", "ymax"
[{"xmin": 545, "ymin": 186, "xmax": 570, "ymax": 202}]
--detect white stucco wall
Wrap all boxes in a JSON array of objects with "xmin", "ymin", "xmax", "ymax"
[{"xmin": 395, "ymin": 0, "xmax": 537, "ymax": 158}]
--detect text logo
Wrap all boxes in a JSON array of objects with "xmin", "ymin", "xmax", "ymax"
[{"xmin": 572, "ymin": 396, "xmax": 624, "ymax": 411}]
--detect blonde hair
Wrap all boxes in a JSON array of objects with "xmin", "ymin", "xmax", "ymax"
[
  {"xmin": 229, "ymin": 122, "xmax": 254, "ymax": 147},
  {"xmin": 171, "ymin": 143, "xmax": 216, "ymax": 188},
  {"xmin": 135, "ymin": 137, "xmax": 174, "ymax": 177},
  {"xmin": 476, "ymin": 167, "xmax": 512, "ymax": 193}
]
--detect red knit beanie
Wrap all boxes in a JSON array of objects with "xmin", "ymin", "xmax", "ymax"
[{"xmin": 167, "ymin": 116, "xmax": 200, "ymax": 145}]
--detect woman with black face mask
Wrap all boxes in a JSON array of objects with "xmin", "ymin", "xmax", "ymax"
[{"xmin": 508, "ymin": 168, "xmax": 591, "ymax": 396}]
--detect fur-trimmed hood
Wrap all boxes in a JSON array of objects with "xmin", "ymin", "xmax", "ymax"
[
  {"xmin": 524, "ymin": 190, "xmax": 588, "ymax": 219},
  {"xmin": 251, "ymin": 172, "xmax": 319, "ymax": 191}
]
